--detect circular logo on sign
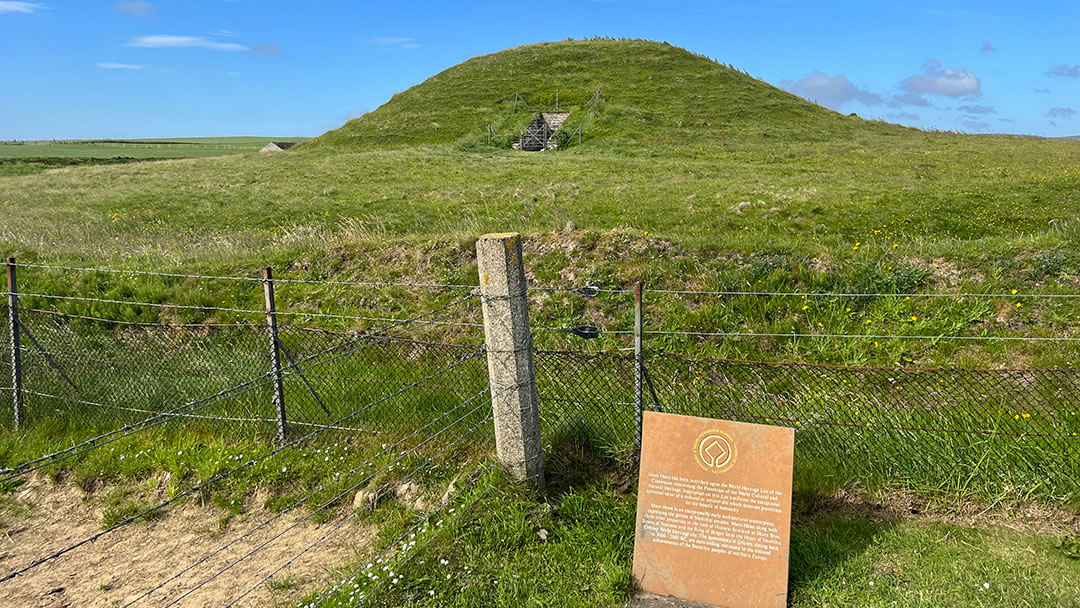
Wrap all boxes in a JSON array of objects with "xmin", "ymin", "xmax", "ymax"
[{"xmin": 693, "ymin": 429, "xmax": 736, "ymax": 473}]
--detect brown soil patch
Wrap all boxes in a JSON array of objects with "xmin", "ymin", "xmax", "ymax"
[
  {"xmin": 796, "ymin": 487, "xmax": 1080, "ymax": 536},
  {"xmin": 0, "ymin": 475, "xmax": 372, "ymax": 607}
]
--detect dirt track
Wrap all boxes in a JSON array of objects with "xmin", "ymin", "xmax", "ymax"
[{"xmin": 0, "ymin": 475, "xmax": 371, "ymax": 607}]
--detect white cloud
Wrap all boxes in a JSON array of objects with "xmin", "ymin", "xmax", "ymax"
[
  {"xmin": 126, "ymin": 35, "xmax": 248, "ymax": 51},
  {"xmin": 1050, "ymin": 64, "xmax": 1080, "ymax": 78},
  {"xmin": 779, "ymin": 72, "xmax": 882, "ymax": 109},
  {"xmin": 369, "ymin": 37, "xmax": 420, "ymax": 49},
  {"xmin": 114, "ymin": 1, "xmax": 151, "ymax": 18},
  {"xmin": 0, "ymin": 1, "xmax": 46, "ymax": 14},
  {"xmin": 901, "ymin": 58, "xmax": 981, "ymax": 97},
  {"xmin": 97, "ymin": 62, "xmax": 144, "ymax": 69}
]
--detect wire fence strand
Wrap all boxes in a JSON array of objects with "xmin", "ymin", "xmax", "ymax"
[
  {"xmin": 4, "ymin": 265, "xmax": 1080, "ymax": 603},
  {"xmin": 121, "ymin": 387, "xmax": 492, "ymax": 607},
  {"xmin": 0, "ymin": 315, "xmax": 486, "ymax": 583},
  {"xmin": 11, "ymin": 262, "xmax": 479, "ymax": 290}
]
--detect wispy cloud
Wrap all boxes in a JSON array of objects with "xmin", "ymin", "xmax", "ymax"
[
  {"xmin": 980, "ymin": 42, "xmax": 997, "ymax": 53},
  {"xmin": 901, "ymin": 58, "xmax": 981, "ymax": 97},
  {"xmin": 126, "ymin": 34, "xmax": 249, "ymax": 51},
  {"xmin": 1047, "ymin": 107, "xmax": 1076, "ymax": 119},
  {"xmin": 887, "ymin": 112, "xmax": 920, "ymax": 121},
  {"xmin": 924, "ymin": 8, "xmax": 982, "ymax": 19},
  {"xmin": 114, "ymin": 1, "xmax": 151, "ymax": 18},
  {"xmin": 369, "ymin": 36, "xmax": 420, "ymax": 49},
  {"xmin": 97, "ymin": 62, "xmax": 144, "ymax": 69},
  {"xmin": 957, "ymin": 104, "xmax": 995, "ymax": 114},
  {"xmin": 888, "ymin": 92, "xmax": 930, "ymax": 107},
  {"xmin": 959, "ymin": 118, "xmax": 989, "ymax": 131},
  {"xmin": 0, "ymin": 1, "xmax": 47, "ymax": 14},
  {"xmin": 1050, "ymin": 64, "xmax": 1080, "ymax": 78},
  {"xmin": 251, "ymin": 43, "xmax": 285, "ymax": 56},
  {"xmin": 779, "ymin": 72, "xmax": 882, "ymax": 109}
]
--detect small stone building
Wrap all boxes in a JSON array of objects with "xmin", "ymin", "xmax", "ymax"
[
  {"xmin": 517, "ymin": 112, "xmax": 570, "ymax": 151},
  {"xmin": 260, "ymin": 141, "xmax": 297, "ymax": 153}
]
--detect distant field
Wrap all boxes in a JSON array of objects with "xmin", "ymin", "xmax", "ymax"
[{"xmin": 0, "ymin": 136, "xmax": 309, "ymax": 160}]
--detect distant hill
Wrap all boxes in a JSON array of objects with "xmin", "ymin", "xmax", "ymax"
[{"xmin": 307, "ymin": 39, "xmax": 905, "ymax": 151}]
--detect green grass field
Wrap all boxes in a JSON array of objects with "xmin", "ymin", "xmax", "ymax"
[
  {"xmin": 0, "ymin": 136, "xmax": 308, "ymax": 159},
  {"xmin": 3, "ymin": 38, "xmax": 1080, "ymax": 606},
  {"xmin": 2, "ymin": 41, "xmax": 1078, "ymax": 369},
  {"xmin": 0, "ymin": 136, "xmax": 309, "ymax": 177}
]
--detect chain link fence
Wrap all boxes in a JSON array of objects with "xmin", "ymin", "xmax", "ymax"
[
  {"xmin": 0, "ymin": 304, "xmax": 12, "ymax": 430},
  {"xmin": 534, "ymin": 349, "xmax": 1080, "ymax": 496},
  {"xmin": 274, "ymin": 324, "xmax": 488, "ymax": 435},
  {"xmin": 0, "ymin": 306, "xmax": 488, "ymax": 443},
  {"xmin": 4, "ymin": 296, "xmax": 1080, "ymax": 498}
]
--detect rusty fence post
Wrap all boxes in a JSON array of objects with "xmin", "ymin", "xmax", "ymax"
[
  {"xmin": 6, "ymin": 258, "xmax": 22, "ymax": 430},
  {"xmin": 262, "ymin": 267, "xmax": 287, "ymax": 444}
]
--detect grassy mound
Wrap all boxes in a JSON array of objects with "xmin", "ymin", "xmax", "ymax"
[
  {"xmin": 308, "ymin": 38, "xmax": 901, "ymax": 151},
  {"xmin": 2, "ymin": 38, "xmax": 1080, "ymax": 367}
]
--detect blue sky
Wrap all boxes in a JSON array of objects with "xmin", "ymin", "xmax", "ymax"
[{"xmin": 1, "ymin": 0, "xmax": 1078, "ymax": 139}]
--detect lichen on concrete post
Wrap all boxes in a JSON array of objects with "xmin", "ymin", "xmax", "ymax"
[{"xmin": 476, "ymin": 232, "xmax": 545, "ymax": 486}]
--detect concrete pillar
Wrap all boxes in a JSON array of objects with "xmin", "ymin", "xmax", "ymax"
[{"xmin": 476, "ymin": 233, "xmax": 545, "ymax": 486}]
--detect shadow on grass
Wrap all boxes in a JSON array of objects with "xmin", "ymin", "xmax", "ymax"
[
  {"xmin": 788, "ymin": 491, "xmax": 900, "ymax": 595},
  {"xmin": 541, "ymin": 424, "xmax": 637, "ymax": 499}
]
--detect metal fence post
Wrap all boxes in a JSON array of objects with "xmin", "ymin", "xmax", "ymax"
[
  {"xmin": 477, "ymin": 233, "xmax": 545, "ymax": 486},
  {"xmin": 634, "ymin": 281, "xmax": 643, "ymax": 452},
  {"xmin": 6, "ymin": 258, "xmax": 22, "ymax": 430},
  {"xmin": 262, "ymin": 267, "xmax": 287, "ymax": 444}
]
